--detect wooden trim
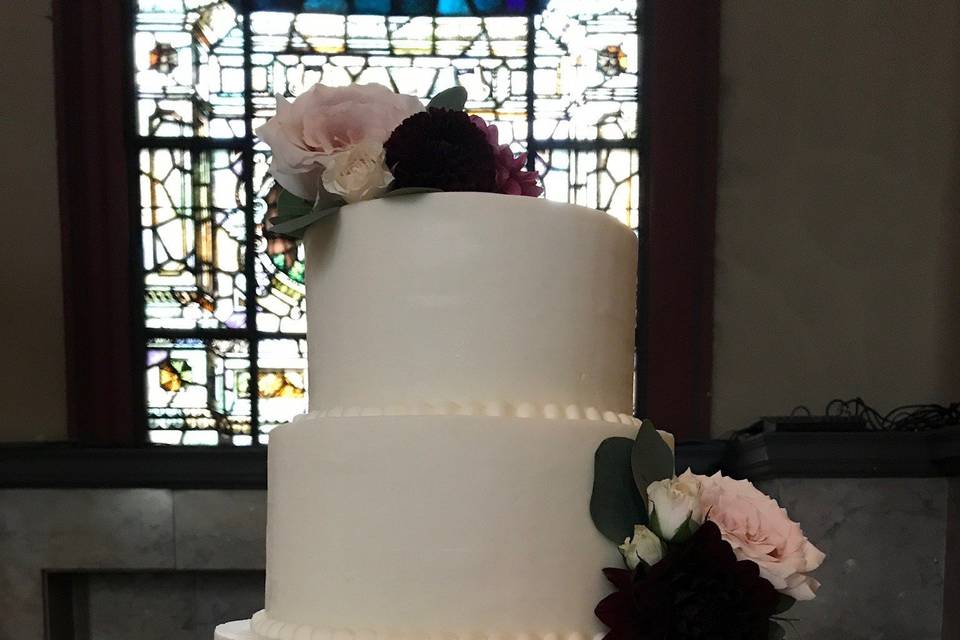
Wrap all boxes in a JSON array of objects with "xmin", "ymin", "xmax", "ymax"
[
  {"xmin": 53, "ymin": 1, "xmax": 143, "ymax": 445},
  {"xmin": 641, "ymin": 0, "xmax": 721, "ymax": 441}
]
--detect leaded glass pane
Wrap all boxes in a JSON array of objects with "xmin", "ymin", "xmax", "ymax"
[
  {"xmin": 533, "ymin": 0, "xmax": 640, "ymax": 141},
  {"xmin": 135, "ymin": 1, "xmax": 246, "ymax": 138},
  {"xmin": 258, "ymin": 338, "xmax": 309, "ymax": 433},
  {"xmin": 537, "ymin": 147, "xmax": 642, "ymax": 230},
  {"xmin": 253, "ymin": 154, "xmax": 308, "ymax": 334},
  {"xmin": 141, "ymin": 148, "xmax": 248, "ymax": 329},
  {"xmin": 146, "ymin": 337, "xmax": 251, "ymax": 443},
  {"xmin": 247, "ymin": 14, "xmax": 531, "ymax": 150},
  {"xmin": 133, "ymin": 0, "xmax": 643, "ymax": 444}
]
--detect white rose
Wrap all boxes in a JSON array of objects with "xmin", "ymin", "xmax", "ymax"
[
  {"xmin": 320, "ymin": 141, "xmax": 394, "ymax": 203},
  {"xmin": 646, "ymin": 472, "xmax": 704, "ymax": 541},
  {"xmin": 619, "ymin": 524, "xmax": 664, "ymax": 569}
]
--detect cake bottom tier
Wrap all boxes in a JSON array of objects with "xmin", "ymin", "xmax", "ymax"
[
  {"xmin": 259, "ymin": 413, "xmax": 643, "ymax": 640},
  {"xmin": 215, "ymin": 621, "xmax": 256, "ymax": 640}
]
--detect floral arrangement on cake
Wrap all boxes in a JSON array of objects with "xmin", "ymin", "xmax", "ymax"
[
  {"xmin": 590, "ymin": 422, "xmax": 825, "ymax": 640},
  {"xmin": 256, "ymin": 83, "xmax": 542, "ymax": 238}
]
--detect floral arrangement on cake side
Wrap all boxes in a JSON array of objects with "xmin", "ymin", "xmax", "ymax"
[
  {"xmin": 591, "ymin": 422, "xmax": 825, "ymax": 640},
  {"xmin": 255, "ymin": 83, "xmax": 542, "ymax": 238}
]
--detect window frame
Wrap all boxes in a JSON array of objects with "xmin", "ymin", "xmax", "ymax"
[{"xmin": 53, "ymin": 0, "xmax": 719, "ymax": 445}]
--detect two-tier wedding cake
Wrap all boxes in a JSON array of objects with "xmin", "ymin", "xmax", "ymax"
[
  {"xmin": 216, "ymin": 189, "xmax": 647, "ymax": 640},
  {"xmin": 216, "ymin": 82, "xmax": 824, "ymax": 640},
  {"xmin": 213, "ymin": 82, "xmax": 658, "ymax": 640}
]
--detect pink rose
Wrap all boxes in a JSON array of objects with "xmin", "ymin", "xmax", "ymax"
[
  {"xmin": 690, "ymin": 470, "xmax": 826, "ymax": 601},
  {"xmin": 256, "ymin": 83, "xmax": 423, "ymax": 201}
]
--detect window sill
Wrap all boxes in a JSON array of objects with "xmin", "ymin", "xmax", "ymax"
[
  {"xmin": 2, "ymin": 425, "xmax": 958, "ymax": 488},
  {"xmin": 0, "ymin": 443, "xmax": 267, "ymax": 489}
]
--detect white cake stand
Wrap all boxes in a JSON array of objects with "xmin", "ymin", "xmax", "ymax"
[{"xmin": 214, "ymin": 620, "xmax": 256, "ymax": 640}]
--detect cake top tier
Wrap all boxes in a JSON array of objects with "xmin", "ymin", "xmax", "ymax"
[
  {"xmin": 255, "ymin": 83, "xmax": 638, "ymax": 417},
  {"xmin": 303, "ymin": 192, "xmax": 638, "ymax": 416}
]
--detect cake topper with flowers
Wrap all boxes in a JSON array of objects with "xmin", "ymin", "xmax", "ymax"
[
  {"xmin": 256, "ymin": 83, "xmax": 543, "ymax": 238},
  {"xmin": 591, "ymin": 421, "xmax": 826, "ymax": 639}
]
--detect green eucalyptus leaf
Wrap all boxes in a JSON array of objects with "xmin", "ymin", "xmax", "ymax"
[
  {"xmin": 381, "ymin": 187, "xmax": 443, "ymax": 198},
  {"xmin": 773, "ymin": 594, "xmax": 797, "ymax": 615},
  {"xmin": 427, "ymin": 86, "xmax": 468, "ymax": 111},
  {"xmin": 768, "ymin": 621, "xmax": 786, "ymax": 640},
  {"xmin": 315, "ymin": 189, "xmax": 348, "ymax": 212},
  {"xmin": 630, "ymin": 419, "xmax": 675, "ymax": 507},
  {"xmin": 269, "ymin": 205, "xmax": 342, "ymax": 238},
  {"xmin": 273, "ymin": 188, "xmax": 345, "ymax": 226},
  {"xmin": 590, "ymin": 437, "xmax": 647, "ymax": 544},
  {"xmin": 276, "ymin": 189, "xmax": 313, "ymax": 220}
]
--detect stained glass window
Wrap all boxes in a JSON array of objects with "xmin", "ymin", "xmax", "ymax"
[{"xmin": 133, "ymin": 0, "xmax": 643, "ymax": 445}]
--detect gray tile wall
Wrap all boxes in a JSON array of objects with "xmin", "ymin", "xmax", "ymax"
[
  {"xmin": 1, "ymin": 482, "xmax": 956, "ymax": 640},
  {"xmin": 84, "ymin": 572, "xmax": 264, "ymax": 640},
  {"xmin": 0, "ymin": 490, "xmax": 265, "ymax": 640},
  {"xmin": 757, "ymin": 478, "xmax": 949, "ymax": 640}
]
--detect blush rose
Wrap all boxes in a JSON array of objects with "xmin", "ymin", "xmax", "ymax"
[
  {"xmin": 693, "ymin": 470, "xmax": 826, "ymax": 601},
  {"xmin": 256, "ymin": 83, "xmax": 423, "ymax": 201}
]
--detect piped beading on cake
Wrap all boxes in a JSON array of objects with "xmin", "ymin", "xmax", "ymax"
[
  {"xmin": 296, "ymin": 401, "xmax": 641, "ymax": 424},
  {"xmin": 250, "ymin": 610, "xmax": 606, "ymax": 640},
  {"xmin": 288, "ymin": 408, "xmax": 675, "ymax": 451}
]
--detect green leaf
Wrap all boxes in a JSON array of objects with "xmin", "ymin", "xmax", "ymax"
[
  {"xmin": 773, "ymin": 594, "xmax": 796, "ymax": 615},
  {"xmin": 272, "ymin": 188, "xmax": 345, "ymax": 225},
  {"xmin": 269, "ymin": 205, "xmax": 342, "ymax": 238},
  {"xmin": 630, "ymin": 419, "xmax": 675, "ymax": 507},
  {"xmin": 269, "ymin": 186, "xmax": 347, "ymax": 238},
  {"xmin": 768, "ymin": 621, "xmax": 786, "ymax": 640},
  {"xmin": 665, "ymin": 515, "xmax": 699, "ymax": 544},
  {"xmin": 381, "ymin": 187, "xmax": 443, "ymax": 198},
  {"xmin": 276, "ymin": 189, "xmax": 313, "ymax": 220},
  {"xmin": 427, "ymin": 86, "xmax": 467, "ymax": 111},
  {"xmin": 315, "ymin": 187, "xmax": 347, "ymax": 210},
  {"xmin": 590, "ymin": 437, "xmax": 647, "ymax": 544}
]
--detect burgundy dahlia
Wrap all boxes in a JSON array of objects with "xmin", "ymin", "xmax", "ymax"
[
  {"xmin": 384, "ymin": 108, "xmax": 497, "ymax": 193},
  {"xmin": 470, "ymin": 115, "xmax": 543, "ymax": 197},
  {"xmin": 595, "ymin": 521, "xmax": 779, "ymax": 640}
]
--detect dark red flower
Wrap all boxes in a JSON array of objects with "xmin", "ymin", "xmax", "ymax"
[
  {"xmin": 595, "ymin": 521, "xmax": 779, "ymax": 640},
  {"xmin": 383, "ymin": 108, "xmax": 497, "ymax": 193}
]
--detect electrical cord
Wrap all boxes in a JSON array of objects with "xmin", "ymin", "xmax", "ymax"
[{"xmin": 788, "ymin": 397, "xmax": 960, "ymax": 432}]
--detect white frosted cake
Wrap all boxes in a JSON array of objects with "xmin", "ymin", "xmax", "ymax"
[{"xmin": 216, "ymin": 191, "xmax": 662, "ymax": 640}]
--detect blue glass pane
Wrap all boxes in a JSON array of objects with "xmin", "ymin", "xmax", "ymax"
[
  {"xmin": 472, "ymin": 0, "xmax": 503, "ymax": 13},
  {"xmin": 247, "ymin": 0, "xmax": 301, "ymax": 10},
  {"xmin": 396, "ymin": 0, "xmax": 434, "ymax": 13},
  {"xmin": 437, "ymin": 0, "xmax": 506, "ymax": 15},
  {"xmin": 304, "ymin": 0, "xmax": 348, "ymax": 11},
  {"xmin": 436, "ymin": 0, "xmax": 469, "ymax": 14},
  {"xmin": 353, "ymin": 0, "xmax": 391, "ymax": 13},
  {"xmin": 242, "ymin": 0, "xmax": 545, "ymax": 15}
]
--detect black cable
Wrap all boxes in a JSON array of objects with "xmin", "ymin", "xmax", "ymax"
[{"xmin": 791, "ymin": 397, "xmax": 960, "ymax": 432}]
